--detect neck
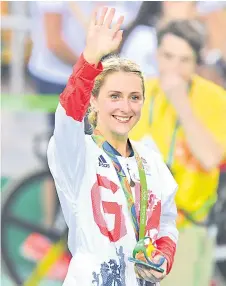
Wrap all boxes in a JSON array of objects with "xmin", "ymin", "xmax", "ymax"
[{"xmin": 96, "ymin": 125, "xmax": 130, "ymax": 157}]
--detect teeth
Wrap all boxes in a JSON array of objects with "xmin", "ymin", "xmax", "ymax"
[{"xmin": 114, "ymin": 116, "xmax": 130, "ymax": 122}]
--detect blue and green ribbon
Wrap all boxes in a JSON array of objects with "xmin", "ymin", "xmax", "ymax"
[{"xmin": 92, "ymin": 129, "xmax": 148, "ymax": 241}]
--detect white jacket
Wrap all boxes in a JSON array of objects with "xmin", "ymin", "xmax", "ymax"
[{"xmin": 47, "ymin": 54, "xmax": 178, "ymax": 286}]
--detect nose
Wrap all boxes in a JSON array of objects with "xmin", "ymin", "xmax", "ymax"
[
  {"xmin": 119, "ymin": 98, "xmax": 131, "ymax": 114},
  {"xmin": 170, "ymin": 59, "xmax": 181, "ymax": 73}
]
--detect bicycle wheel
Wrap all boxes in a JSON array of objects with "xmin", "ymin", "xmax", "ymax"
[{"xmin": 1, "ymin": 169, "xmax": 71, "ymax": 285}]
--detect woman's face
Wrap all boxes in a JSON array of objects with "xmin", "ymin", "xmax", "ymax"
[{"xmin": 92, "ymin": 71, "xmax": 144, "ymax": 137}]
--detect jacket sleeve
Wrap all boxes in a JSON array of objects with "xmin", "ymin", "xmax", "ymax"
[
  {"xmin": 155, "ymin": 155, "xmax": 179, "ymax": 274},
  {"xmin": 47, "ymin": 53, "xmax": 103, "ymax": 224}
]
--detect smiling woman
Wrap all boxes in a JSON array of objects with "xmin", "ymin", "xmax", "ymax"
[
  {"xmin": 88, "ymin": 56, "xmax": 144, "ymax": 122},
  {"xmin": 88, "ymin": 55, "xmax": 144, "ymax": 156},
  {"xmin": 47, "ymin": 6, "xmax": 178, "ymax": 286}
]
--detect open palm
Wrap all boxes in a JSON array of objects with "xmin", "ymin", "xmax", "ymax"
[{"xmin": 84, "ymin": 7, "xmax": 124, "ymax": 63}]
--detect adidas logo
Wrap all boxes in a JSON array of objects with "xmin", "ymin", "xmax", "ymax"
[{"xmin": 98, "ymin": 155, "xmax": 110, "ymax": 168}]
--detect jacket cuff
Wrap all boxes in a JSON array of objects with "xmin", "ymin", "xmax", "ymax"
[
  {"xmin": 155, "ymin": 236, "xmax": 177, "ymax": 274},
  {"xmin": 74, "ymin": 53, "xmax": 103, "ymax": 80}
]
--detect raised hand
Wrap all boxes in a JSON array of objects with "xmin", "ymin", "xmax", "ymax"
[
  {"xmin": 160, "ymin": 73, "xmax": 189, "ymax": 102},
  {"xmin": 83, "ymin": 7, "xmax": 124, "ymax": 65}
]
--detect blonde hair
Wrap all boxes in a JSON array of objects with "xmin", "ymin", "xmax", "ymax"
[{"xmin": 88, "ymin": 55, "xmax": 145, "ymax": 129}]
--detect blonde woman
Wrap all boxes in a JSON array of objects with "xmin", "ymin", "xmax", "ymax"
[{"xmin": 47, "ymin": 7, "xmax": 178, "ymax": 286}]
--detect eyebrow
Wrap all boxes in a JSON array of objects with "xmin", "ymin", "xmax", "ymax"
[
  {"xmin": 108, "ymin": 91, "xmax": 142, "ymax": 94},
  {"xmin": 163, "ymin": 50, "xmax": 193, "ymax": 59}
]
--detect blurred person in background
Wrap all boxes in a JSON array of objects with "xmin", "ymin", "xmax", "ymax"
[
  {"xmin": 197, "ymin": 1, "xmax": 226, "ymax": 89},
  {"xmin": 120, "ymin": 1, "xmax": 197, "ymax": 78},
  {"xmin": 197, "ymin": 1, "xmax": 226, "ymax": 54},
  {"xmin": 130, "ymin": 20, "xmax": 226, "ymax": 286},
  {"xmin": 198, "ymin": 39, "xmax": 226, "ymax": 89},
  {"xmin": 28, "ymin": 1, "xmax": 98, "ymax": 131}
]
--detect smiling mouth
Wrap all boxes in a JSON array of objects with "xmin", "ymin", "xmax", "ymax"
[{"xmin": 112, "ymin": 115, "xmax": 132, "ymax": 123}]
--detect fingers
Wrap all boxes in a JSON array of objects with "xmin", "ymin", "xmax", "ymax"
[
  {"xmin": 104, "ymin": 8, "xmax": 116, "ymax": 28},
  {"xmin": 97, "ymin": 6, "xmax": 108, "ymax": 26},
  {"xmin": 96, "ymin": 7, "xmax": 124, "ymax": 31},
  {"xmin": 112, "ymin": 15, "xmax": 124, "ymax": 34},
  {"xmin": 135, "ymin": 263, "xmax": 166, "ymax": 282},
  {"xmin": 89, "ymin": 7, "xmax": 98, "ymax": 28},
  {"xmin": 136, "ymin": 265, "xmax": 157, "ymax": 283}
]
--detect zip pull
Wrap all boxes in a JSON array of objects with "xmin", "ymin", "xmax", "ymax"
[{"xmin": 126, "ymin": 163, "xmax": 135, "ymax": 187}]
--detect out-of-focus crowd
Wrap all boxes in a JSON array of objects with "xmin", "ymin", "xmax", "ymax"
[{"xmin": 1, "ymin": 1, "xmax": 226, "ymax": 89}]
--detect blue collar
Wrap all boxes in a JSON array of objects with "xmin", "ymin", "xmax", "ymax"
[{"xmin": 103, "ymin": 139, "xmax": 134, "ymax": 158}]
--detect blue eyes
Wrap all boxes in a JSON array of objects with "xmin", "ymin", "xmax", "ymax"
[
  {"xmin": 111, "ymin": 94, "xmax": 119, "ymax": 99},
  {"xmin": 110, "ymin": 94, "xmax": 140, "ymax": 101},
  {"xmin": 131, "ymin": 95, "xmax": 140, "ymax": 100}
]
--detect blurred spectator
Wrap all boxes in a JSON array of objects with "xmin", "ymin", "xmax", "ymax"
[
  {"xmin": 120, "ymin": 1, "xmax": 197, "ymax": 77},
  {"xmin": 28, "ymin": 1, "xmax": 96, "ymax": 110},
  {"xmin": 198, "ymin": 40, "xmax": 226, "ymax": 89},
  {"xmin": 196, "ymin": 1, "xmax": 226, "ymax": 89},
  {"xmin": 197, "ymin": 1, "xmax": 226, "ymax": 52},
  {"xmin": 130, "ymin": 20, "xmax": 226, "ymax": 286}
]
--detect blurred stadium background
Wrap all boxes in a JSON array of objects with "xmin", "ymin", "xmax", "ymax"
[{"xmin": 1, "ymin": 1, "xmax": 226, "ymax": 286}]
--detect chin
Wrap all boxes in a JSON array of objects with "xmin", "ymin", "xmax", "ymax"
[
  {"xmin": 111, "ymin": 126, "xmax": 133, "ymax": 137},
  {"xmin": 112, "ymin": 130, "xmax": 128, "ymax": 137}
]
